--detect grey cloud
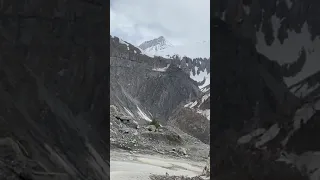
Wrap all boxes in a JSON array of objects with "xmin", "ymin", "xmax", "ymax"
[{"xmin": 110, "ymin": 0, "xmax": 210, "ymax": 45}]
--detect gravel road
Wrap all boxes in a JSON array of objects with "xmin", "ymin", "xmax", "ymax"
[{"xmin": 110, "ymin": 150, "xmax": 206, "ymax": 180}]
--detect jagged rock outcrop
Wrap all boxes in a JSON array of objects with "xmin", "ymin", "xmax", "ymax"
[{"xmin": 0, "ymin": 1, "xmax": 110, "ymax": 180}]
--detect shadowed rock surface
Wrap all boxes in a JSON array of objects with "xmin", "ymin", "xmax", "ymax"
[
  {"xmin": 0, "ymin": 0, "xmax": 110, "ymax": 179},
  {"xmin": 211, "ymin": 1, "xmax": 320, "ymax": 179}
]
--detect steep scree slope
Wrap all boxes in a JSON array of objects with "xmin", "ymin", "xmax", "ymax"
[
  {"xmin": 110, "ymin": 36, "xmax": 202, "ymax": 124},
  {"xmin": 168, "ymin": 84, "xmax": 210, "ymax": 144}
]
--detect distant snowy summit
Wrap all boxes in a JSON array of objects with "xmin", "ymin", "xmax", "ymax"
[
  {"xmin": 138, "ymin": 36, "xmax": 173, "ymax": 53},
  {"xmin": 138, "ymin": 36, "xmax": 210, "ymax": 59}
]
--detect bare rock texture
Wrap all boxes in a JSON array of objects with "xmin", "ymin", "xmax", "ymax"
[{"xmin": 0, "ymin": 0, "xmax": 110, "ymax": 179}]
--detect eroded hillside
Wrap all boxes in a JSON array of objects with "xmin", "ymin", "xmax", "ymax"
[{"xmin": 0, "ymin": 0, "xmax": 110, "ymax": 179}]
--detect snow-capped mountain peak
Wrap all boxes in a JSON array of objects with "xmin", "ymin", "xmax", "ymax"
[
  {"xmin": 138, "ymin": 36, "xmax": 173, "ymax": 53},
  {"xmin": 139, "ymin": 36, "xmax": 210, "ymax": 59}
]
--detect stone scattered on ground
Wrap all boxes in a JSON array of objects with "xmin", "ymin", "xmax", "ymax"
[
  {"xmin": 150, "ymin": 174, "xmax": 208, "ymax": 180},
  {"xmin": 110, "ymin": 105, "xmax": 209, "ymax": 162},
  {"xmin": 178, "ymin": 147, "xmax": 187, "ymax": 155},
  {"xmin": 109, "ymin": 105, "xmax": 209, "ymax": 180},
  {"xmin": 147, "ymin": 125, "xmax": 157, "ymax": 132}
]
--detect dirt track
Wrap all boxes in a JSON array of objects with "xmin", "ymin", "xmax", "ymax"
[{"xmin": 110, "ymin": 150, "xmax": 206, "ymax": 180}]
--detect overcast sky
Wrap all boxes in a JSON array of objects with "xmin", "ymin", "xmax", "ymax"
[{"xmin": 110, "ymin": 0, "xmax": 210, "ymax": 46}]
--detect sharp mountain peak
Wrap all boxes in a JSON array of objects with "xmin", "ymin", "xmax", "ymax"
[{"xmin": 138, "ymin": 36, "xmax": 173, "ymax": 51}]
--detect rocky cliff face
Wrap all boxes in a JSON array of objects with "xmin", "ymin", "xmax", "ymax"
[
  {"xmin": 211, "ymin": 1, "xmax": 320, "ymax": 177},
  {"xmin": 0, "ymin": 1, "xmax": 110, "ymax": 180},
  {"xmin": 168, "ymin": 84, "xmax": 210, "ymax": 144},
  {"xmin": 110, "ymin": 36, "xmax": 200, "ymax": 122},
  {"xmin": 110, "ymin": 36, "xmax": 210, "ymax": 143}
]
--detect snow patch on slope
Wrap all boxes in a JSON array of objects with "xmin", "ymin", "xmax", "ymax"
[
  {"xmin": 237, "ymin": 123, "xmax": 280, "ymax": 147},
  {"xmin": 256, "ymin": 16, "xmax": 320, "ymax": 87},
  {"xmin": 124, "ymin": 107, "xmax": 134, "ymax": 117},
  {"xmin": 119, "ymin": 38, "xmax": 130, "ymax": 50},
  {"xmin": 255, "ymin": 123, "xmax": 280, "ymax": 147},
  {"xmin": 184, "ymin": 101, "xmax": 198, "ymax": 108},
  {"xmin": 143, "ymin": 42, "xmax": 173, "ymax": 54},
  {"xmin": 190, "ymin": 67, "xmax": 210, "ymax": 89},
  {"xmin": 137, "ymin": 47, "xmax": 154, "ymax": 58},
  {"xmin": 137, "ymin": 106, "xmax": 152, "ymax": 122},
  {"xmin": 282, "ymin": 100, "xmax": 320, "ymax": 146},
  {"xmin": 278, "ymin": 151, "xmax": 320, "ymax": 180},
  {"xmin": 237, "ymin": 128, "xmax": 266, "ymax": 144},
  {"xmin": 184, "ymin": 92, "xmax": 210, "ymax": 121},
  {"xmin": 201, "ymin": 86, "xmax": 210, "ymax": 93},
  {"xmin": 152, "ymin": 64, "xmax": 170, "ymax": 72},
  {"xmin": 201, "ymin": 93, "xmax": 210, "ymax": 104},
  {"xmin": 197, "ymin": 109, "xmax": 210, "ymax": 121},
  {"xmin": 291, "ymin": 83, "xmax": 320, "ymax": 98},
  {"xmin": 145, "ymin": 41, "xmax": 210, "ymax": 59}
]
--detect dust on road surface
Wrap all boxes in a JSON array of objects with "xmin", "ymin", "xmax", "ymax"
[{"xmin": 110, "ymin": 150, "xmax": 206, "ymax": 180}]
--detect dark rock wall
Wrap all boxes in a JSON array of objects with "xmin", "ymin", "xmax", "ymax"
[
  {"xmin": 0, "ymin": 0, "xmax": 110, "ymax": 179},
  {"xmin": 211, "ymin": 0, "xmax": 320, "ymax": 178}
]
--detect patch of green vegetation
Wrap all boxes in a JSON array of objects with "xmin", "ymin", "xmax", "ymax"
[{"xmin": 149, "ymin": 118, "xmax": 161, "ymax": 129}]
